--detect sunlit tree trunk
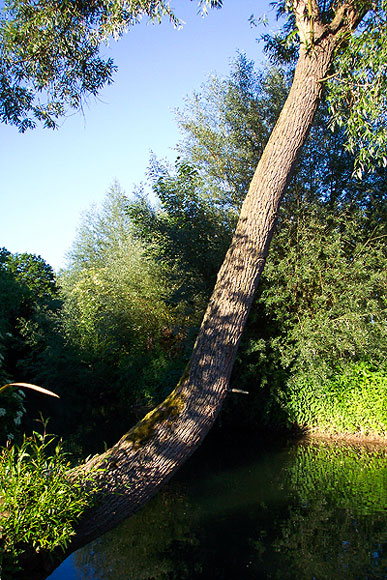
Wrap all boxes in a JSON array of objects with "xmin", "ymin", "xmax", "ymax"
[{"xmin": 17, "ymin": 3, "xmax": 367, "ymax": 578}]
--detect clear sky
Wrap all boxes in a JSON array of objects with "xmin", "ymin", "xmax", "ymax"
[{"xmin": 0, "ymin": 0, "xmax": 274, "ymax": 271}]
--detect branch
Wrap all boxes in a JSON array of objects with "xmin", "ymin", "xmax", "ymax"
[
  {"xmin": 329, "ymin": 0, "xmax": 372, "ymax": 35},
  {"xmin": 0, "ymin": 382, "xmax": 60, "ymax": 398}
]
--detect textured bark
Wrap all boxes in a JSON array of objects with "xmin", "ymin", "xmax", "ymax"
[
  {"xmin": 15, "ymin": 3, "xmax": 368, "ymax": 578},
  {"xmin": 73, "ymin": 37, "xmax": 336, "ymax": 544}
]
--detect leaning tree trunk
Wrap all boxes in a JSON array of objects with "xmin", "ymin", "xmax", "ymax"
[{"xmin": 17, "ymin": 7, "xmax": 365, "ymax": 577}]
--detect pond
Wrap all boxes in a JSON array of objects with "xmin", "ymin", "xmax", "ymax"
[{"xmin": 48, "ymin": 433, "xmax": 386, "ymax": 580}]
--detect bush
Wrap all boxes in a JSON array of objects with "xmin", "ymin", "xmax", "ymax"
[
  {"xmin": 0, "ymin": 423, "xmax": 98, "ymax": 577},
  {"xmin": 285, "ymin": 362, "xmax": 387, "ymax": 436},
  {"xmin": 0, "ymin": 388, "xmax": 25, "ymax": 445}
]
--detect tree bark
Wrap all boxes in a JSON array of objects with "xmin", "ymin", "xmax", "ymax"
[{"xmin": 15, "ymin": 4, "xmax": 366, "ymax": 578}]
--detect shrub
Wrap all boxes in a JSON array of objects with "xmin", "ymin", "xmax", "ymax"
[
  {"xmin": 285, "ymin": 362, "xmax": 387, "ymax": 436},
  {"xmin": 0, "ymin": 423, "xmax": 98, "ymax": 577}
]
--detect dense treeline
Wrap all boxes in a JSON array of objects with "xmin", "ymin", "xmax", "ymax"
[
  {"xmin": 0, "ymin": 249, "xmax": 59, "ymax": 442},
  {"xmin": 1, "ymin": 54, "xmax": 386, "ymax": 451}
]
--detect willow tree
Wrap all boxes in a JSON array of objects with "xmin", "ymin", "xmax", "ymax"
[{"xmin": 2, "ymin": 0, "xmax": 387, "ymax": 578}]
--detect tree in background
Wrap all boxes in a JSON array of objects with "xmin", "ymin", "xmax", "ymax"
[
  {"xmin": 127, "ymin": 58, "xmax": 290, "ymax": 309},
  {"xmin": 0, "ymin": 248, "xmax": 59, "ymax": 443},
  {"xmin": 175, "ymin": 54, "xmax": 289, "ymax": 211},
  {"xmin": 61, "ymin": 181, "xmax": 179, "ymax": 377},
  {"xmin": 128, "ymin": 158, "xmax": 233, "ymax": 312},
  {"xmin": 46, "ymin": 183, "xmax": 188, "ymax": 450},
  {"xmin": 130, "ymin": 54, "xmax": 387, "ymax": 433},
  {"xmin": 236, "ymin": 194, "xmax": 387, "ymax": 432}
]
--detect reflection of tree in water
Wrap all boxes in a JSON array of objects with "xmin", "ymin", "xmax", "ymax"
[
  {"xmin": 73, "ymin": 483, "xmax": 199, "ymax": 579},
  {"xmin": 72, "ymin": 441, "xmax": 386, "ymax": 580},
  {"xmin": 271, "ymin": 499, "xmax": 386, "ymax": 580},
  {"xmin": 270, "ymin": 443, "xmax": 387, "ymax": 580}
]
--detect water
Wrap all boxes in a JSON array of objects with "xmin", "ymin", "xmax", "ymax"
[{"xmin": 48, "ymin": 435, "xmax": 387, "ymax": 580}]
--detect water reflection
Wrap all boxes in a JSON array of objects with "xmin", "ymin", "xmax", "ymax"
[
  {"xmin": 49, "ymin": 438, "xmax": 386, "ymax": 580},
  {"xmin": 272, "ymin": 443, "xmax": 386, "ymax": 579}
]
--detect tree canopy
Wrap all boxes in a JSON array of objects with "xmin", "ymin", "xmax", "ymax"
[
  {"xmin": 2, "ymin": 0, "xmax": 387, "ymax": 172},
  {"xmin": 0, "ymin": 0, "xmax": 223, "ymax": 131},
  {"xmin": 263, "ymin": 0, "xmax": 387, "ymax": 174}
]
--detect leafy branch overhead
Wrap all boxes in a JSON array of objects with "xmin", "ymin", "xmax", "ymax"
[
  {"xmin": 0, "ymin": 0, "xmax": 220, "ymax": 132},
  {"xmin": 0, "ymin": 0, "xmax": 179, "ymax": 131},
  {"xmin": 265, "ymin": 0, "xmax": 387, "ymax": 174},
  {"xmin": 1, "ymin": 0, "xmax": 386, "ymax": 174},
  {"xmin": 326, "ymin": 6, "xmax": 387, "ymax": 176}
]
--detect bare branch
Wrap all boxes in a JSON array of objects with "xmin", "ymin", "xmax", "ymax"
[{"xmin": 0, "ymin": 382, "xmax": 60, "ymax": 398}]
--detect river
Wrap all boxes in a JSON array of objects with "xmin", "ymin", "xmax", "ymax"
[{"xmin": 48, "ymin": 432, "xmax": 386, "ymax": 579}]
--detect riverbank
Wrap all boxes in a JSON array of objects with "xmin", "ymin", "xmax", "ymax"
[{"xmin": 304, "ymin": 427, "xmax": 387, "ymax": 449}]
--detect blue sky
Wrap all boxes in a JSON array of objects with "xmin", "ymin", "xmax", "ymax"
[{"xmin": 0, "ymin": 0, "xmax": 274, "ymax": 271}]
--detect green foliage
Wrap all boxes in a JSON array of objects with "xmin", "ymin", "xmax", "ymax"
[
  {"xmin": 66, "ymin": 180, "xmax": 133, "ymax": 269},
  {"xmin": 176, "ymin": 54, "xmax": 288, "ymax": 209},
  {"xmin": 285, "ymin": 363, "xmax": 387, "ymax": 434},
  {"xmin": 0, "ymin": 248, "xmax": 58, "ymax": 336},
  {"xmin": 61, "ymin": 245, "xmax": 171, "ymax": 356},
  {"xmin": 233, "ymin": 196, "xmax": 387, "ymax": 434},
  {"xmin": 262, "ymin": 203, "xmax": 387, "ymax": 376},
  {"xmin": 0, "ymin": 0, "xmax": 179, "ymax": 130},
  {"xmin": 0, "ymin": 249, "xmax": 59, "ymax": 443},
  {"xmin": 263, "ymin": 0, "xmax": 387, "ymax": 175},
  {"xmin": 0, "ymin": 388, "xmax": 25, "ymax": 445},
  {"xmin": 0, "ymin": 423, "xmax": 97, "ymax": 577},
  {"xmin": 61, "ymin": 183, "xmax": 176, "ymax": 360},
  {"xmin": 4, "ymin": 251, "xmax": 57, "ymax": 302},
  {"xmin": 326, "ymin": 1, "xmax": 387, "ymax": 177},
  {"xmin": 171, "ymin": 54, "xmax": 387, "ymax": 435},
  {"xmin": 39, "ymin": 182, "xmax": 191, "ymax": 451},
  {"xmin": 129, "ymin": 157, "xmax": 233, "ymax": 309}
]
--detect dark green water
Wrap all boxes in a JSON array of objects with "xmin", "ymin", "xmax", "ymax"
[{"xmin": 48, "ymin": 435, "xmax": 387, "ymax": 580}]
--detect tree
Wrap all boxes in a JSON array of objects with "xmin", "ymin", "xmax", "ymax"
[
  {"xmin": 8, "ymin": 184, "xmax": 188, "ymax": 454},
  {"xmin": 0, "ymin": 0, "xmax": 179, "ymax": 130},
  {"xmin": 0, "ymin": 249, "xmax": 59, "ymax": 444},
  {"xmin": 169, "ymin": 54, "xmax": 387, "ymax": 432},
  {"xmin": 175, "ymin": 53, "xmax": 289, "ymax": 210},
  {"xmin": 71, "ymin": 0, "xmax": 385, "ymax": 555},
  {"xmin": 4, "ymin": 0, "xmax": 387, "ymax": 577},
  {"xmin": 128, "ymin": 157, "xmax": 234, "ymax": 309},
  {"xmin": 127, "ymin": 58, "xmax": 290, "ymax": 316},
  {"xmin": 59, "ymin": 183, "xmax": 184, "ymax": 411}
]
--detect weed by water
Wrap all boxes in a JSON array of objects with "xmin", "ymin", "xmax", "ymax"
[{"xmin": 0, "ymin": 418, "xmax": 98, "ymax": 577}]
